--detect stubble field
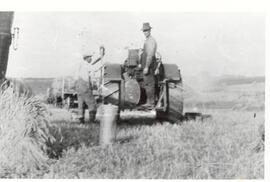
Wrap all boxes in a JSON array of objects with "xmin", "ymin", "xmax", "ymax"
[{"xmin": 0, "ymin": 76, "xmax": 265, "ymax": 179}]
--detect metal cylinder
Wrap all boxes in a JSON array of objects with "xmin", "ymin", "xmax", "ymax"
[
  {"xmin": 120, "ymin": 109, "xmax": 156, "ymax": 120},
  {"xmin": 99, "ymin": 104, "xmax": 118, "ymax": 146}
]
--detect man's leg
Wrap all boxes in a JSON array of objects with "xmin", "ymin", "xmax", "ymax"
[
  {"xmin": 77, "ymin": 94, "xmax": 85, "ymax": 123},
  {"xmin": 143, "ymin": 73, "xmax": 155, "ymax": 106},
  {"xmin": 85, "ymin": 93, "xmax": 97, "ymax": 123}
]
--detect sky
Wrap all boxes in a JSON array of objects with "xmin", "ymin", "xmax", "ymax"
[{"xmin": 6, "ymin": 12, "xmax": 265, "ymax": 78}]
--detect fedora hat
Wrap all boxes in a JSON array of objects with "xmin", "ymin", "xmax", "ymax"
[{"xmin": 141, "ymin": 22, "xmax": 152, "ymax": 31}]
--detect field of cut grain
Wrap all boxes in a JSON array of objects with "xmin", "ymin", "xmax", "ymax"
[
  {"xmin": 38, "ymin": 109, "xmax": 263, "ymax": 179},
  {"xmin": 0, "ymin": 88, "xmax": 55, "ymax": 178},
  {"xmin": 0, "ymin": 78, "xmax": 264, "ymax": 179},
  {"xmin": 184, "ymin": 81, "xmax": 265, "ymax": 111}
]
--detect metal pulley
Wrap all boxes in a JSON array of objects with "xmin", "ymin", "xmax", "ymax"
[{"xmin": 124, "ymin": 79, "xmax": 141, "ymax": 106}]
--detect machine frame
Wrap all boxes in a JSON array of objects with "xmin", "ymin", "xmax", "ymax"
[{"xmin": 60, "ymin": 49, "xmax": 184, "ymax": 122}]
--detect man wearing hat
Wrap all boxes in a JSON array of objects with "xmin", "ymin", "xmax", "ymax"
[
  {"xmin": 140, "ymin": 22, "xmax": 157, "ymax": 107},
  {"xmin": 74, "ymin": 48, "xmax": 104, "ymax": 124}
]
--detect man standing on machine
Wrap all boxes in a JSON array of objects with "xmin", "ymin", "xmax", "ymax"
[{"xmin": 140, "ymin": 22, "xmax": 158, "ymax": 107}]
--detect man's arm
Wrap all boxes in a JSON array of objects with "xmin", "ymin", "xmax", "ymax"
[
  {"xmin": 91, "ymin": 57, "xmax": 102, "ymax": 65},
  {"xmin": 92, "ymin": 46, "xmax": 105, "ymax": 65},
  {"xmin": 154, "ymin": 52, "xmax": 162, "ymax": 75}
]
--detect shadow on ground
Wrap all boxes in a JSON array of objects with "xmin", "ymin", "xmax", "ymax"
[
  {"xmin": 45, "ymin": 110, "xmax": 190, "ymax": 160},
  {"xmin": 46, "ymin": 118, "xmax": 148, "ymax": 159},
  {"xmin": 46, "ymin": 121, "xmax": 100, "ymax": 159}
]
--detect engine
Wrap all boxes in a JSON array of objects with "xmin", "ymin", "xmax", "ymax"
[{"xmin": 123, "ymin": 49, "xmax": 144, "ymax": 81}]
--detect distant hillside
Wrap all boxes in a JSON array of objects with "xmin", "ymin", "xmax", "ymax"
[
  {"xmin": 184, "ymin": 74, "xmax": 264, "ymax": 92},
  {"xmin": 183, "ymin": 78, "xmax": 264, "ymax": 111},
  {"xmin": 19, "ymin": 75, "xmax": 265, "ymax": 98},
  {"xmin": 215, "ymin": 75, "xmax": 265, "ymax": 86},
  {"xmin": 23, "ymin": 78, "xmax": 54, "ymax": 95}
]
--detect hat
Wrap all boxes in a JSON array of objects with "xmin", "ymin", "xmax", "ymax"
[
  {"xmin": 82, "ymin": 51, "xmax": 94, "ymax": 59},
  {"xmin": 141, "ymin": 22, "xmax": 152, "ymax": 31}
]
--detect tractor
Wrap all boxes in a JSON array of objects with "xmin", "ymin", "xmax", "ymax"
[
  {"xmin": 101, "ymin": 49, "xmax": 184, "ymax": 122},
  {"xmin": 61, "ymin": 49, "xmax": 184, "ymax": 123}
]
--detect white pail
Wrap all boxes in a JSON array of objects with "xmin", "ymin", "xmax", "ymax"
[{"xmin": 99, "ymin": 104, "xmax": 118, "ymax": 145}]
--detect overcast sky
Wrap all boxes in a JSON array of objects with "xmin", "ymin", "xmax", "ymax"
[{"xmin": 6, "ymin": 12, "xmax": 265, "ymax": 78}]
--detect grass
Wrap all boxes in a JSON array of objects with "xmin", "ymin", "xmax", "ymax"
[{"xmin": 38, "ymin": 109, "xmax": 263, "ymax": 179}]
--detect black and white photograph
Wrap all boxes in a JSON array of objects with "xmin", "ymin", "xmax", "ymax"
[{"xmin": 0, "ymin": 1, "xmax": 266, "ymax": 179}]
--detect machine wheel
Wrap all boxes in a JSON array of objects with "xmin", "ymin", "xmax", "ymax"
[
  {"xmin": 167, "ymin": 82, "xmax": 184, "ymax": 123},
  {"xmin": 102, "ymin": 81, "xmax": 120, "ymax": 106},
  {"xmin": 96, "ymin": 80, "xmax": 121, "ymax": 123},
  {"xmin": 102, "ymin": 63, "xmax": 122, "ymax": 105}
]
